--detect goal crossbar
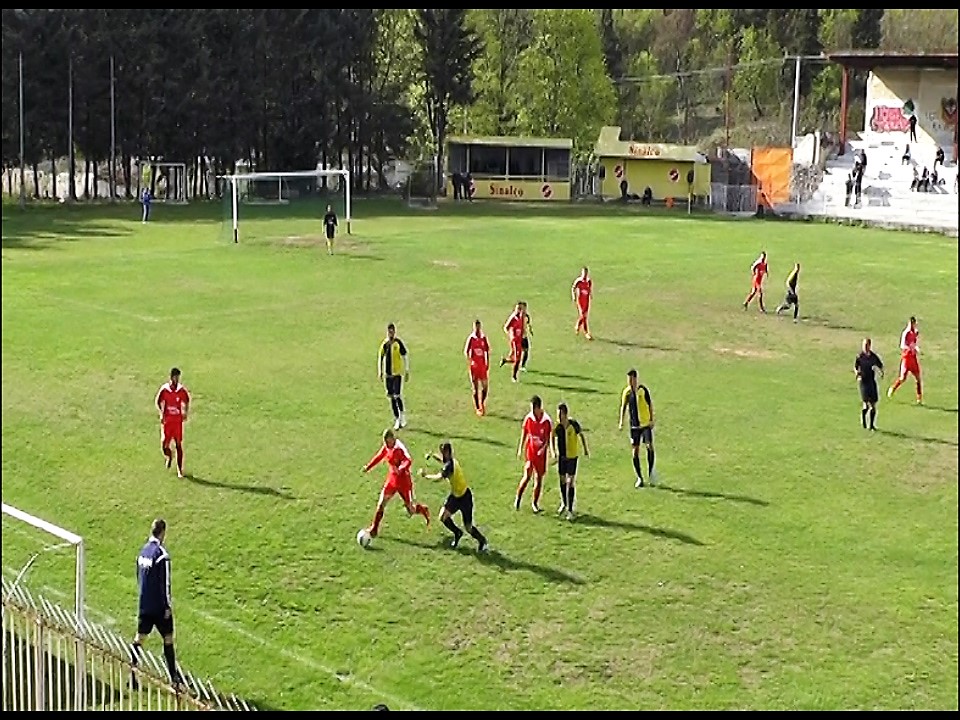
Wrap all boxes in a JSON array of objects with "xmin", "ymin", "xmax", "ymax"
[
  {"xmin": 221, "ymin": 168, "xmax": 352, "ymax": 243},
  {"xmin": 2, "ymin": 502, "xmax": 85, "ymax": 622}
]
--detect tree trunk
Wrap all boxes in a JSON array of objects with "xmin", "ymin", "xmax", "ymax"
[
  {"xmin": 93, "ymin": 158, "xmax": 100, "ymax": 199},
  {"xmin": 122, "ymin": 151, "xmax": 131, "ymax": 199},
  {"xmin": 84, "ymin": 157, "xmax": 90, "ymax": 199},
  {"xmin": 32, "ymin": 162, "xmax": 40, "ymax": 199},
  {"xmin": 50, "ymin": 158, "xmax": 57, "ymax": 200}
]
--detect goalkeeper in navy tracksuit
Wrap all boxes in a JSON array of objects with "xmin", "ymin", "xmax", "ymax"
[{"xmin": 130, "ymin": 518, "xmax": 182, "ymax": 687}]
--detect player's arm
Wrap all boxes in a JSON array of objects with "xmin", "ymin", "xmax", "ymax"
[
  {"xmin": 575, "ymin": 421, "xmax": 589, "ymax": 457},
  {"xmin": 395, "ymin": 446, "xmax": 412, "ymax": 474},
  {"xmin": 876, "ymin": 355, "xmax": 884, "ymax": 378},
  {"xmin": 420, "ymin": 459, "xmax": 453, "ymax": 482},
  {"xmin": 571, "ymin": 282, "xmax": 578, "ymax": 303},
  {"xmin": 362, "ymin": 445, "xmax": 387, "ymax": 473},
  {"xmin": 525, "ymin": 315, "xmax": 533, "ymax": 336},
  {"xmin": 618, "ymin": 390, "xmax": 627, "ymax": 429},
  {"xmin": 377, "ymin": 342, "xmax": 385, "ymax": 380},
  {"xmin": 155, "ymin": 388, "xmax": 165, "ymax": 421},
  {"xmin": 463, "ymin": 337, "xmax": 472, "ymax": 363},
  {"xmin": 854, "ymin": 357, "xmax": 861, "ymax": 380},
  {"xmin": 424, "ymin": 451, "xmax": 442, "ymax": 464},
  {"xmin": 398, "ymin": 339, "xmax": 410, "ymax": 380},
  {"xmin": 517, "ymin": 427, "xmax": 528, "ymax": 458}
]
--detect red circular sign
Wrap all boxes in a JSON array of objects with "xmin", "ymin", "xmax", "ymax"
[
  {"xmin": 669, "ymin": 168, "xmax": 680, "ymax": 182},
  {"xmin": 541, "ymin": 183, "xmax": 553, "ymax": 199}
]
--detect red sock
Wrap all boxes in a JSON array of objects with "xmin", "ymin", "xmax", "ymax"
[
  {"xmin": 532, "ymin": 479, "xmax": 542, "ymax": 506},
  {"xmin": 371, "ymin": 507, "xmax": 384, "ymax": 536},
  {"xmin": 416, "ymin": 503, "xmax": 430, "ymax": 525},
  {"xmin": 175, "ymin": 446, "xmax": 184, "ymax": 473}
]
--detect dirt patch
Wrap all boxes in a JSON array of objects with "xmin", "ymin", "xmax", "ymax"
[
  {"xmin": 432, "ymin": 259, "xmax": 458, "ymax": 268},
  {"xmin": 713, "ymin": 346, "xmax": 784, "ymax": 360}
]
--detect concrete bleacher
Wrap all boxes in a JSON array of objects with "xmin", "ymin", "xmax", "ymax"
[{"xmin": 783, "ymin": 132, "xmax": 959, "ymax": 236}]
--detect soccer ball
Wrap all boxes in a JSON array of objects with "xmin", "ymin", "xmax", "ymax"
[{"xmin": 356, "ymin": 528, "xmax": 372, "ymax": 548}]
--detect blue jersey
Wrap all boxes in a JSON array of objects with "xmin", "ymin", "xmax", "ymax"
[
  {"xmin": 137, "ymin": 537, "xmax": 171, "ymax": 616},
  {"xmin": 141, "ymin": 189, "xmax": 152, "ymax": 206}
]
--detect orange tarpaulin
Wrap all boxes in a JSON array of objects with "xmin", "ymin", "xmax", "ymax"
[{"xmin": 752, "ymin": 147, "xmax": 793, "ymax": 207}]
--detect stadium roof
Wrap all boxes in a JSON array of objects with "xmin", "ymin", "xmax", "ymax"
[
  {"xmin": 825, "ymin": 51, "xmax": 958, "ymax": 70},
  {"xmin": 593, "ymin": 126, "xmax": 707, "ymax": 163},
  {"xmin": 447, "ymin": 135, "xmax": 573, "ymax": 149}
]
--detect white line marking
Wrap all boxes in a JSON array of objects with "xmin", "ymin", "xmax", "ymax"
[
  {"xmin": 32, "ymin": 292, "xmax": 162, "ymax": 323},
  {"xmin": 191, "ymin": 608, "xmax": 420, "ymax": 710}
]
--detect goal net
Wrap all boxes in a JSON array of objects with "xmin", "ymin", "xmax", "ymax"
[
  {"xmin": 137, "ymin": 161, "xmax": 188, "ymax": 204},
  {"xmin": 1, "ymin": 503, "xmax": 85, "ymax": 622},
  {"xmin": 220, "ymin": 169, "xmax": 351, "ymax": 244}
]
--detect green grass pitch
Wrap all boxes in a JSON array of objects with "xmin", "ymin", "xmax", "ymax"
[{"xmin": 1, "ymin": 198, "xmax": 957, "ymax": 710}]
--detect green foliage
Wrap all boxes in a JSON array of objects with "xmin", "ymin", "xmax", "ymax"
[
  {"xmin": 732, "ymin": 27, "xmax": 784, "ymax": 122},
  {"xmin": 882, "ymin": 9, "xmax": 959, "ymax": 52},
  {"xmin": 513, "ymin": 10, "xmax": 617, "ymax": 159}
]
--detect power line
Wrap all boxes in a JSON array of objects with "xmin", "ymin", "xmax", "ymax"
[{"xmin": 615, "ymin": 54, "xmax": 829, "ymax": 84}]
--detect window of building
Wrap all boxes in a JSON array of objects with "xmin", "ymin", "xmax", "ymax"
[
  {"xmin": 508, "ymin": 147, "xmax": 542, "ymax": 177},
  {"xmin": 545, "ymin": 149, "xmax": 571, "ymax": 180},
  {"xmin": 469, "ymin": 145, "xmax": 507, "ymax": 176}
]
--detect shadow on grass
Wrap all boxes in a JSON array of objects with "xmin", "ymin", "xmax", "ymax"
[
  {"xmin": 182, "ymin": 473, "xmax": 295, "ymax": 499},
  {"xmin": 875, "ymin": 429, "xmax": 958, "ymax": 447},
  {"xmin": 919, "ymin": 404, "xmax": 959, "ymax": 414},
  {"xmin": 528, "ymin": 369, "xmax": 596, "ymax": 382},
  {"xmin": 339, "ymin": 252, "xmax": 384, "ymax": 261},
  {"xmin": 593, "ymin": 337, "xmax": 678, "ymax": 352},
  {"xmin": 575, "ymin": 513, "xmax": 705, "ymax": 546},
  {"xmin": 527, "ymin": 379, "xmax": 604, "ymax": 395},
  {"xmin": 657, "ymin": 484, "xmax": 769, "ymax": 507},
  {"xmin": 802, "ymin": 315, "xmax": 861, "ymax": 332},
  {"xmin": 387, "ymin": 536, "xmax": 585, "ymax": 585},
  {"xmin": 405, "ymin": 426, "xmax": 510, "ymax": 449}
]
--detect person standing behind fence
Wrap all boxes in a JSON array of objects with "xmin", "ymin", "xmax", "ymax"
[
  {"xmin": 141, "ymin": 188, "xmax": 152, "ymax": 224},
  {"xmin": 130, "ymin": 518, "xmax": 182, "ymax": 688}
]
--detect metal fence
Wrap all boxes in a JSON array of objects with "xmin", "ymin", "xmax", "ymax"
[
  {"xmin": 709, "ymin": 183, "xmax": 759, "ymax": 215},
  {"xmin": 2, "ymin": 577, "xmax": 255, "ymax": 711}
]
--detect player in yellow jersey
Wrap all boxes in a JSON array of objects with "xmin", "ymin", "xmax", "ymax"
[
  {"xmin": 420, "ymin": 442, "xmax": 489, "ymax": 552},
  {"xmin": 377, "ymin": 323, "xmax": 410, "ymax": 430},
  {"xmin": 618, "ymin": 368, "xmax": 657, "ymax": 488},
  {"xmin": 552, "ymin": 403, "xmax": 589, "ymax": 520}
]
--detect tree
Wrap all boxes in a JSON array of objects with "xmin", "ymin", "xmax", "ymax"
[
  {"xmin": 513, "ymin": 10, "xmax": 616, "ymax": 158},
  {"xmin": 732, "ymin": 26, "xmax": 782, "ymax": 122},
  {"xmin": 468, "ymin": 9, "xmax": 533, "ymax": 136},
  {"xmin": 414, "ymin": 9, "xmax": 484, "ymax": 192},
  {"xmin": 881, "ymin": 10, "xmax": 959, "ymax": 53}
]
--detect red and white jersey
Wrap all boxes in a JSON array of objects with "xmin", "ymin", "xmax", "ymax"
[
  {"xmin": 573, "ymin": 276, "xmax": 592, "ymax": 305},
  {"xmin": 156, "ymin": 382, "xmax": 190, "ymax": 422},
  {"xmin": 505, "ymin": 311, "xmax": 524, "ymax": 340},
  {"xmin": 464, "ymin": 332, "xmax": 490, "ymax": 368},
  {"xmin": 365, "ymin": 439, "xmax": 413, "ymax": 476},
  {"xmin": 522, "ymin": 411, "xmax": 553, "ymax": 458},
  {"xmin": 751, "ymin": 255, "xmax": 768, "ymax": 279},
  {"xmin": 900, "ymin": 325, "xmax": 920, "ymax": 359}
]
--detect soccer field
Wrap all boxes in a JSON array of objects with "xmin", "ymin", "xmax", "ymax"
[{"xmin": 1, "ymin": 199, "xmax": 957, "ymax": 711}]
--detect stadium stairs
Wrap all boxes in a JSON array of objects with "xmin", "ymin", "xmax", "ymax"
[{"xmin": 778, "ymin": 132, "xmax": 959, "ymax": 237}]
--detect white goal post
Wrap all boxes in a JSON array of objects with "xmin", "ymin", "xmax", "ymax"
[
  {"xmin": 2, "ymin": 503, "xmax": 85, "ymax": 622},
  {"xmin": 222, "ymin": 168, "xmax": 352, "ymax": 244}
]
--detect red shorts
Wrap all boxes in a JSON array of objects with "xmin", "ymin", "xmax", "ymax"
[
  {"xmin": 577, "ymin": 301, "xmax": 590, "ymax": 315},
  {"xmin": 470, "ymin": 364, "xmax": 489, "ymax": 383},
  {"xmin": 525, "ymin": 453, "xmax": 547, "ymax": 478},
  {"xmin": 510, "ymin": 337, "xmax": 523, "ymax": 359},
  {"xmin": 899, "ymin": 355, "xmax": 921, "ymax": 378},
  {"xmin": 382, "ymin": 472, "xmax": 413, "ymax": 505},
  {"xmin": 751, "ymin": 276, "xmax": 763, "ymax": 290},
  {"xmin": 161, "ymin": 420, "xmax": 183, "ymax": 445}
]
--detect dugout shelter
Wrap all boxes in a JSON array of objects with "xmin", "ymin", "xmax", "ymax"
[
  {"xmin": 593, "ymin": 125, "xmax": 710, "ymax": 203},
  {"xmin": 445, "ymin": 135, "xmax": 573, "ymax": 201}
]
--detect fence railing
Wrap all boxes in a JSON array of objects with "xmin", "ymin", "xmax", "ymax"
[
  {"xmin": 2, "ymin": 577, "xmax": 255, "ymax": 711},
  {"xmin": 709, "ymin": 183, "xmax": 759, "ymax": 215}
]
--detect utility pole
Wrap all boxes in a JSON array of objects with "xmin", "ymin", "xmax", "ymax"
[
  {"xmin": 68, "ymin": 55, "xmax": 75, "ymax": 202},
  {"xmin": 790, "ymin": 55, "xmax": 801, "ymax": 149},
  {"xmin": 724, "ymin": 48, "xmax": 732, "ymax": 149},
  {"xmin": 18, "ymin": 52, "xmax": 25, "ymax": 209},
  {"xmin": 110, "ymin": 55, "xmax": 116, "ymax": 202}
]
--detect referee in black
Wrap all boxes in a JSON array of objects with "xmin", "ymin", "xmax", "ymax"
[
  {"xmin": 130, "ymin": 518, "xmax": 182, "ymax": 688},
  {"xmin": 854, "ymin": 337, "xmax": 884, "ymax": 431}
]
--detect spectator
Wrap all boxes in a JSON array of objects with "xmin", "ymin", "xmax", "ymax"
[
  {"xmin": 909, "ymin": 113, "xmax": 918, "ymax": 143},
  {"xmin": 844, "ymin": 172, "xmax": 855, "ymax": 206},
  {"xmin": 934, "ymin": 147, "xmax": 945, "ymax": 170},
  {"xmin": 918, "ymin": 167, "xmax": 930, "ymax": 192},
  {"xmin": 910, "ymin": 166, "xmax": 920, "ymax": 191},
  {"xmin": 141, "ymin": 188, "xmax": 152, "ymax": 224},
  {"xmin": 901, "ymin": 144, "xmax": 911, "ymax": 165},
  {"xmin": 858, "ymin": 149, "xmax": 868, "ymax": 175},
  {"xmin": 641, "ymin": 187, "xmax": 653, "ymax": 206},
  {"xmin": 854, "ymin": 167, "xmax": 863, "ymax": 207}
]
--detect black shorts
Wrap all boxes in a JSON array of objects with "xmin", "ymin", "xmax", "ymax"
[
  {"xmin": 325, "ymin": 224, "xmax": 335, "ymax": 240},
  {"xmin": 521, "ymin": 337, "xmax": 529, "ymax": 351},
  {"xmin": 859, "ymin": 380, "xmax": 879, "ymax": 404},
  {"xmin": 630, "ymin": 426, "xmax": 653, "ymax": 446},
  {"xmin": 444, "ymin": 488, "xmax": 474, "ymax": 527},
  {"xmin": 558, "ymin": 457, "xmax": 578, "ymax": 477},
  {"xmin": 137, "ymin": 611, "xmax": 174, "ymax": 638},
  {"xmin": 784, "ymin": 290, "xmax": 798, "ymax": 305},
  {"xmin": 385, "ymin": 375, "xmax": 402, "ymax": 397}
]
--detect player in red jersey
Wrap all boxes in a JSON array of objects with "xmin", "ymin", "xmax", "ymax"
[
  {"xmin": 571, "ymin": 267, "xmax": 593, "ymax": 340},
  {"xmin": 155, "ymin": 367, "xmax": 190, "ymax": 478},
  {"xmin": 464, "ymin": 319, "xmax": 490, "ymax": 416},
  {"xmin": 361, "ymin": 429, "xmax": 431, "ymax": 538},
  {"xmin": 514, "ymin": 395, "xmax": 553, "ymax": 513},
  {"xmin": 742, "ymin": 251, "xmax": 768, "ymax": 313},
  {"xmin": 887, "ymin": 316, "xmax": 923, "ymax": 404},
  {"xmin": 499, "ymin": 301, "xmax": 525, "ymax": 383}
]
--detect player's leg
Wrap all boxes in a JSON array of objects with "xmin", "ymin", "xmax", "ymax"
[
  {"xmin": 521, "ymin": 337, "xmax": 530, "ymax": 371},
  {"xmin": 479, "ymin": 376, "xmax": 488, "ymax": 415},
  {"xmin": 631, "ymin": 433, "xmax": 644, "ymax": 487},
  {"xmin": 439, "ymin": 497, "xmax": 464, "ymax": 547},
  {"xmin": 395, "ymin": 377, "xmax": 407, "ymax": 427},
  {"xmin": 370, "ymin": 484, "xmax": 395, "ymax": 537},
  {"xmin": 888, "ymin": 361, "xmax": 908, "ymax": 397},
  {"xmin": 130, "ymin": 616, "xmax": 153, "ymax": 688},
  {"xmin": 868, "ymin": 400, "xmax": 877, "ymax": 430},
  {"xmin": 400, "ymin": 481, "xmax": 430, "ymax": 525},
  {"xmin": 644, "ymin": 430, "xmax": 657, "ymax": 484},
  {"xmin": 861, "ymin": 398, "xmax": 869, "ymax": 429},
  {"xmin": 531, "ymin": 461, "xmax": 544, "ymax": 512},
  {"xmin": 511, "ymin": 340, "xmax": 522, "ymax": 381},
  {"xmin": 912, "ymin": 367, "xmax": 922, "ymax": 404},
  {"xmin": 161, "ymin": 425, "xmax": 173, "ymax": 468},
  {"xmin": 173, "ymin": 425, "xmax": 185, "ymax": 477},
  {"xmin": 515, "ymin": 462, "xmax": 533, "ymax": 509},
  {"xmin": 557, "ymin": 463, "xmax": 567, "ymax": 514},
  {"xmin": 757, "ymin": 288, "xmax": 766, "ymax": 313},
  {"xmin": 386, "ymin": 377, "xmax": 401, "ymax": 426},
  {"xmin": 743, "ymin": 287, "xmax": 757, "ymax": 308},
  {"xmin": 582, "ymin": 306, "xmax": 592, "ymax": 340},
  {"xmin": 566, "ymin": 474, "xmax": 577, "ymax": 519},
  {"xmin": 460, "ymin": 490, "xmax": 487, "ymax": 550},
  {"xmin": 470, "ymin": 376, "xmax": 481, "ymax": 413},
  {"xmin": 159, "ymin": 616, "xmax": 182, "ymax": 685}
]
